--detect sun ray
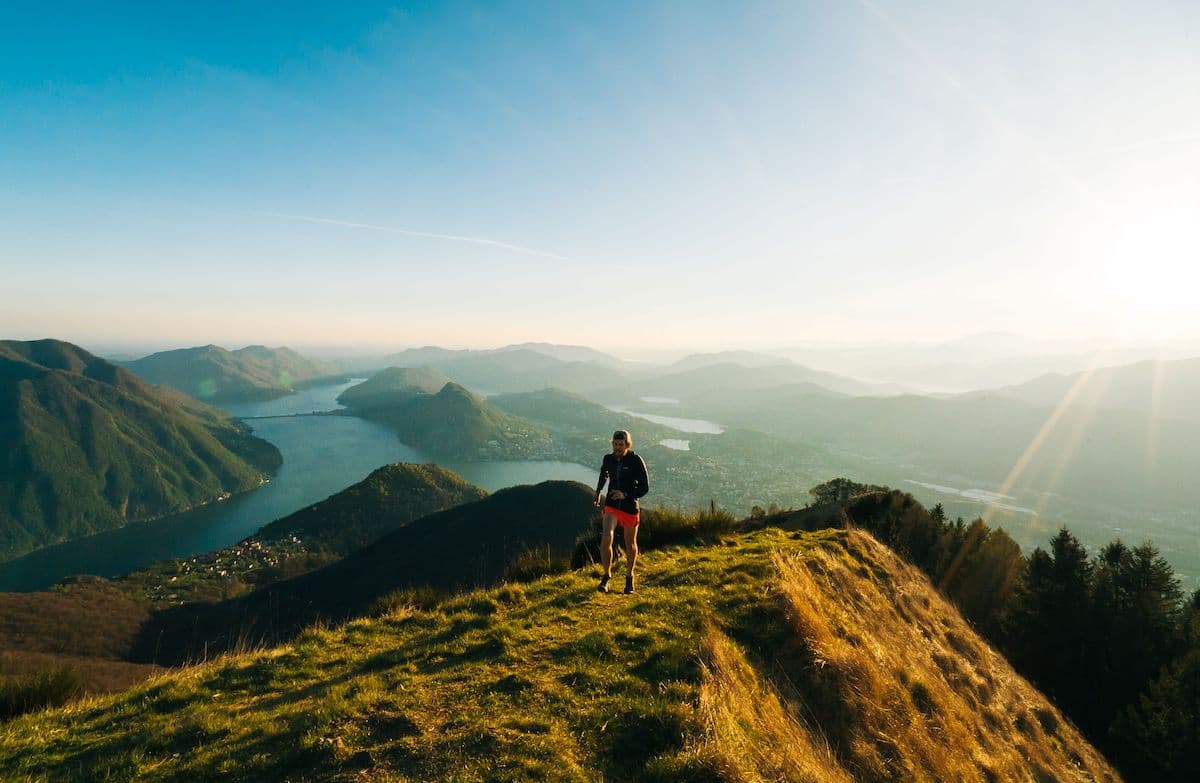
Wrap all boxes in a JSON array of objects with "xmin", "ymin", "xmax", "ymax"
[
  {"xmin": 982, "ymin": 360, "xmax": 1107, "ymax": 530},
  {"xmin": 1145, "ymin": 358, "xmax": 1168, "ymax": 474},
  {"xmin": 1025, "ymin": 370, "xmax": 1115, "ymax": 529}
]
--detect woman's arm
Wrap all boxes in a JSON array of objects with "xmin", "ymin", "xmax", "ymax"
[
  {"xmin": 632, "ymin": 455, "xmax": 649, "ymax": 499},
  {"xmin": 595, "ymin": 455, "xmax": 610, "ymax": 500}
]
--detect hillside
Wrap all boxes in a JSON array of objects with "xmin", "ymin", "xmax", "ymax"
[
  {"xmin": 333, "ymin": 366, "xmax": 451, "ymax": 410},
  {"xmin": 123, "ymin": 344, "xmax": 339, "ymax": 403},
  {"xmin": 0, "ymin": 525, "xmax": 1120, "ymax": 782},
  {"xmin": 254, "ymin": 462, "xmax": 487, "ymax": 554},
  {"xmin": 0, "ymin": 340, "xmax": 281, "ymax": 562},
  {"xmin": 342, "ymin": 381, "xmax": 553, "ymax": 460}
]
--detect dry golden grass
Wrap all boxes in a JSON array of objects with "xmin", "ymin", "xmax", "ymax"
[
  {"xmin": 774, "ymin": 528, "xmax": 1119, "ymax": 783},
  {"xmin": 687, "ymin": 626, "xmax": 854, "ymax": 783}
]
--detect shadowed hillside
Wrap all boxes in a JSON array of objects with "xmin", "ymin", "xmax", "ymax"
[
  {"xmin": 0, "ymin": 525, "xmax": 1119, "ymax": 782},
  {"xmin": 0, "ymin": 340, "xmax": 281, "ymax": 561}
]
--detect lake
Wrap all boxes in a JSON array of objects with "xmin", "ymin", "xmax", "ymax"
[
  {"xmin": 0, "ymin": 382, "xmax": 595, "ymax": 592},
  {"xmin": 605, "ymin": 405, "xmax": 725, "ymax": 434}
]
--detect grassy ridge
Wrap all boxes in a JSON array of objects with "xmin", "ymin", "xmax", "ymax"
[
  {"xmin": 0, "ymin": 340, "xmax": 280, "ymax": 561},
  {"xmin": 0, "ymin": 526, "xmax": 1120, "ymax": 782}
]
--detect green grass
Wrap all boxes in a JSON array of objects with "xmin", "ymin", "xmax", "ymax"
[{"xmin": 0, "ymin": 526, "xmax": 1120, "ymax": 782}]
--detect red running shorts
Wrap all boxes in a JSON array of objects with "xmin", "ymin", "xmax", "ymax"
[{"xmin": 603, "ymin": 506, "xmax": 640, "ymax": 528}]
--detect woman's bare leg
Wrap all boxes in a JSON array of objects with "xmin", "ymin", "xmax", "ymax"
[
  {"xmin": 600, "ymin": 513, "xmax": 619, "ymax": 578},
  {"xmin": 622, "ymin": 523, "xmax": 639, "ymax": 578}
]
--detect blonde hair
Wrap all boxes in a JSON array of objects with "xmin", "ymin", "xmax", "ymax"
[{"xmin": 612, "ymin": 429, "xmax": 633, "ymax": 447}]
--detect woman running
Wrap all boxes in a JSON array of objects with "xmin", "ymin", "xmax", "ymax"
[{"xmin": 594, "ymin": 429, "xmax": 649, "ymax": 593}]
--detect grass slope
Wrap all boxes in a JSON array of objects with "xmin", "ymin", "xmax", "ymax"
[
  {"xmin": 123, "ymin": 345, "xmax": 338, "ymax": 403},
  {"xmin": 0, "ymin": 526, "xmax": 1119, "ymax": 782},
  {"xmin": 0, "ymin": 340, "xmax": 281, "ymax": 562}
]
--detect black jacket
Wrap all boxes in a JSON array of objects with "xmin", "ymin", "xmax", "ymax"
[{"xmin": 596, "ymin": 451, "xmax": 649, "ymax": 515}]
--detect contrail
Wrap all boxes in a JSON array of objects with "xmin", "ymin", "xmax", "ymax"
[{"xmin": 257, "ymin": 211, "xmax": 577, "ymax": 263}]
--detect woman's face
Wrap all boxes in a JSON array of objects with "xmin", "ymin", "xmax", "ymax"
[{"xmin": 611, "ymin": 437, "xmax": 629, "ymax": 457}]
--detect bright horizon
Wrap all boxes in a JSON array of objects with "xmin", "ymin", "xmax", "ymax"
[{"xmin": 4, "ymin": 2, "xmax": 1199, "ymax": 350}]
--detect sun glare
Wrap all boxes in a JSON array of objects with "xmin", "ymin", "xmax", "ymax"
[{"xmin": 1096, "ymin": 204, "xmax": 1200, "ymax": 322}]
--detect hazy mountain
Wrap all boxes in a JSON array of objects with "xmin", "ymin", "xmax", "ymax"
[
  {"xmin": 339, "ymin": 381, "xmax": 553, "ymax": 459},
  {"xmin": 0, "ymin": 339, "xmax": 280, "ymax": 562},
  {"xmin": 775, "ymin": 332, "xmax": 1200, "ymax": 393},
  {"xmin": 122, "ymin": 344, "xmax": 339, "ymax": 403},
  {"xmin": 255, "ymin": 462, "xmax": 487, "ymax": 554},
  {"xmin": 334, "ymin": 366, "xmax": 451, "ymax": 410},
  {"xmin": 498, "ymin": 341, "xmax": 626, "ymax": 367},
  {"xmin": 668, "ymin": 349, "xmax": 791, "ymax": 372},
  {"xmin": 374, "ymin": 347, "xmax": 620, "ymax": 395},
  {"xmin": 971, "ymin": 356, "xmax": 1200, "ymax": 420},
  {"xmin": 4, "ymin": 523, "xmax": 1119, "ymax": 781},
  {"xmin": 604, "ymin": 361, "xmax": 904, "ymax": 404}
]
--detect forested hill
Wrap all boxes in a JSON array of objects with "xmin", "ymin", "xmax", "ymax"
[
  {"xmin": 122, "ymin": 344, "xmax": 338, "ymax": 403},
  {"xmin": 339, "ymin": 380, "xmax": 552, "ymax": 459},
  {"xmin": 0, "ymin": 339, "xmax": 280, "ymax": 561}
]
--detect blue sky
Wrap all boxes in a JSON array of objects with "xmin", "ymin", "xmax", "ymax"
[{"xmin": 3, "ymin": 1, "xmax": 1198, "ymax": 352}]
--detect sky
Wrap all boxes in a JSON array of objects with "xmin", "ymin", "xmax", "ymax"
[{"xmin": 2, "ymin": 1, "xmax": 1199, "ymax": 354}]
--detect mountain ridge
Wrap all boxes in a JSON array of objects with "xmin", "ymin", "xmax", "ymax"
[{"xmin": 0, "ymin": 339, "xmax": 281, "ymax": 562}]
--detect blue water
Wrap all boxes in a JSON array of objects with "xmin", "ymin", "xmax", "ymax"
[{"xmin": 0, "ymin": 382, "xmax": 595, "ymax": 592}]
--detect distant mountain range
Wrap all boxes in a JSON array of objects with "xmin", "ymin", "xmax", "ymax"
[
  {"xmin": 0, "ymin": 339, "xmax": 281, "ymax": 562},
  {"xmin": 332, "ymin": 342, "xmax": 901, "ymax": 400},
  {"xmin": 971, "ymin": 356, "xmax": 1200, "ymax": 420},
  {"xmin": 601, "ymin": 360, "xmax": 903, "ymax": 403},
  {"xmin": 775, "ymin": 332, "xmax": 1200, "ymax": 393},
  {"xmin": 122, "ymin": 344, "xmax": 341, "ymax": 403}
]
